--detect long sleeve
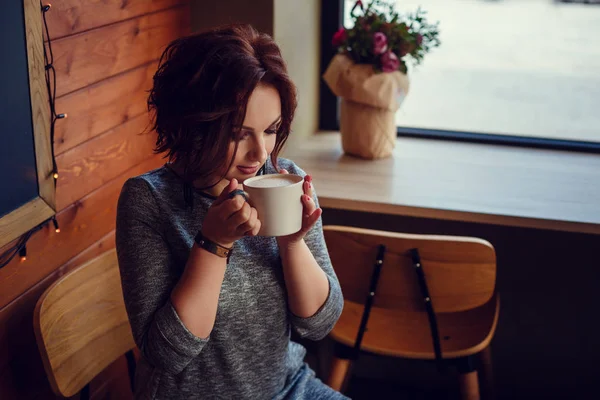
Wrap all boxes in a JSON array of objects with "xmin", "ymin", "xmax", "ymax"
[
  {"xmin": 116, "ymin": 177, "xmax": 208, "ymax": 375},
  {"xmin": 287, "ymin": 179, "xmax": 344, "ymax": 341}
]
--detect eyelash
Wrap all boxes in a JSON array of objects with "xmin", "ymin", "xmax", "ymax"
[{"xmin": 239, "ymin": 127, "xmax": 279, "ymax": 140}]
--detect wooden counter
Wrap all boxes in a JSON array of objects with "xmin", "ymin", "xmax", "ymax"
[{"xmin": 283, "ymin": 132, "xmax": 600, "ymax": 235}]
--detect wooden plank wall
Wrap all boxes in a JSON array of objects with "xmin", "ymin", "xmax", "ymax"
[{"xmin": 0, "ymin": 1, "xmax": 190, "ymax": 398}]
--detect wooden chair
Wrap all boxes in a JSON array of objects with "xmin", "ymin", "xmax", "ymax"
[
  {"xmin": 33, "ymin": 249, "xmax": 136, "ymax": 399},
  {"xmin": 323, "ymin": 226, "xmax": 500, "ymax": 400}
]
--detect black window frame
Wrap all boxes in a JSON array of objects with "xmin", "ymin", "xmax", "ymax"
[{"xmin": 319, "ymin": 0, "xmax": 600, "ymax": 154}]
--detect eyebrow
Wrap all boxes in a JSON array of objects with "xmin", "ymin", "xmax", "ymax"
[{"xmin": 241, "ymin": 116, "xmax": 282, "ymax": 132}]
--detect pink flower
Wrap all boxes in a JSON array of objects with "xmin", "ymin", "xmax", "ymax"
[
  {"xmin": 332, "ymin": 28, "xmax": 347, "ymax": 47},
  {"xmin": 381, "ymin": 50, "xmax": 400, "ymax": 73},
  {"xmin": 416, "ymin": 34, "xmax": 423, "ymax": 46},
  {"xmin": 372, "ymin": 32, "xmax": 388, "ymax": 55}
]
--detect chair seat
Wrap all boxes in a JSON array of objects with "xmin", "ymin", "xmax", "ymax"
[{"xmin": 330, "ymin": 292, "xmax": 499, "ymax": 360}]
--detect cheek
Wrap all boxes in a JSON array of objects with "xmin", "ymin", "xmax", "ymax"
[{"xmin": 266, "ymin": 134, "xmax": 277, "ymax": 153}]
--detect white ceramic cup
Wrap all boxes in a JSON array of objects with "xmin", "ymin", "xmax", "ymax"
[{"xmin": 242, "ymin": 174, "xmax": 304, "ymax": 237}]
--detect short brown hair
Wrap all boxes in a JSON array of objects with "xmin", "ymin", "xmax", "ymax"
[{"xmin": 148, "ymin": 24, "xmax": 297, "ymax": 187}]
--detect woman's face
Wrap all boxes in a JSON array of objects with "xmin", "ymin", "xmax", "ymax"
[{"xmin": 224, "ymin": 83, "xmax": 282, "ymax": 184}]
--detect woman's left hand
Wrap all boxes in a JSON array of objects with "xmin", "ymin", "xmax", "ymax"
[{"xmin": 276, "ymin": 169, "xmax": 322, "ymax": 249}]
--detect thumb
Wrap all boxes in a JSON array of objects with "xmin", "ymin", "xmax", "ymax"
[{"xmin": 213, "ymin": 179, "xmax": 238, "ymax": 206}]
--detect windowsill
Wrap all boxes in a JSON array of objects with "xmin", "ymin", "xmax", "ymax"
[{"xmin": 283, "ymin": 131, "xmax": 600, "ymax": 235}]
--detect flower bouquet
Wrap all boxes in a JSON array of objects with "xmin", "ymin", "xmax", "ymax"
[{"xmin": 323, "ymin": 0, "xmax": 440, "ymax": 159}]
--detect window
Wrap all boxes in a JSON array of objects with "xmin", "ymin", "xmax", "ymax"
[{"xmin": 320, "ymin": 0, "xmax": 600, "ymax": 152}]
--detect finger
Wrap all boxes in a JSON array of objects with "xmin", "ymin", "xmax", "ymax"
[
  {"xmin": 213, "ymin": 179, "xmax": 238, "ymax": 206},
  {"xmin": 241, "ymin": 207, "xmax": 259, "ymax": 235},
  {"xmin": 302, "ymin": 194, "xmax": 317, "ymax": 216},
  {"xmin": 250, "ymin": 218, "xmax": 262, "ymax": 236},
  {"xmin": 302, "ymin": 208, "xmax": 322, "ymax": 232},
  {"xmin": 218, "ymin": 195, "xmax": 246, "ymax": 220},
  {"xmin": 229, "ymin": 202, "xmax": 252, "ymax": 229},
  {"xmin": 304, "ymin": 175, "xmax": 314, "ymax": 197},
  {"xmin": 227, "ymin": 189, "xmax": 249, "ymax": 202},
  {"xmin": 279, "ymin": 168, "xmax": 289, "ymax": 174},
  {"xmin": 303, "ymin": 179, "xmax": 314, "ymax": 197}
]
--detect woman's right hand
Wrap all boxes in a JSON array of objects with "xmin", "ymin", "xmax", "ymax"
[{"xmin": 201, "ymin": 179, "xmax": 261, "ymax": 248}]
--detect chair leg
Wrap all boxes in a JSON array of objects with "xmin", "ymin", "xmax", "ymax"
[
  {"xmin": 459, "ymin": 371, "xmax": 480, "ymax": 400},
  {"xmin": 477, "ymin": 346, "xmax": 494, "ymax": 400},
  {"xmin": 326, "ymin": 356, "xmax": 353, "ymax": 393},
  {"xmin": 456, "ymin": 356, "xmax": 481, "ymax": 400},
  {"xmin": 79, "ymin": 383, "xmax": 90, "ymax": 400},
  {"xmin": 126, "ymin": 349, "xmax": 137, "ymax": 394}
]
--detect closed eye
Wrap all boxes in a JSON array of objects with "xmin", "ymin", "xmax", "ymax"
[
  {"xmin": 266, "ymin": 119, "xmax": 282, "ymax": 135},
  {"xmin": 238, "ymin": 130, "xmax": 251, "ymax": 140},
  {"xmin": 239, "ymin": 116, "xmax": 281, "ymax": 137}
]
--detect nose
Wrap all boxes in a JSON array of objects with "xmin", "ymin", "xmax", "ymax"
[{"xmin": 248, "ymin": 135, "xmax": 268, "ymax": 164}]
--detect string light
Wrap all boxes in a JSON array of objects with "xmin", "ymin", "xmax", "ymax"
[
  {"xmin": 0, "ymin": 3, "xmax": 63, "ymax": 270},
  {"xmin": 41, "ymin": 1, "xmax": 63, "ymax": 186},
  {"xmin": 52, "ymin": 217, "xmax": 60, "ymax": 233}
]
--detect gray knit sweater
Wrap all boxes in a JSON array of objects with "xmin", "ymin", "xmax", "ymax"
[{"xmin": 115, "ymin": 158, "xmax": 344, "ymax": 399}]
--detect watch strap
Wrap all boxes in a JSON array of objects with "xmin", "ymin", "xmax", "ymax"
[{"xmin": 195, "ymin": 231, "xmax": 233, "ymax": 259}]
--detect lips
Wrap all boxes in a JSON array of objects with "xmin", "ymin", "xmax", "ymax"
[{"xmin": 236, "ymin": 165, "xmax": 260, "ymax": 175}]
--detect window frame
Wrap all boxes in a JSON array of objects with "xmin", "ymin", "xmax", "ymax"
[
  {"xmin": 0, "ymin": 0, "xmax": 56, "ymax": 249},
  {"xmin": 319, "ymin": 0, "xmax": 600, "ymax": 154}
]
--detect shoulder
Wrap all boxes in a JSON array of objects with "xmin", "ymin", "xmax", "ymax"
[
  {"xmin": 119, "ymin": 166, "xmax": 172, "ymax": 210},
  {"xmin": 123, "ymin": 165, "xmax": 178, "ymax": 193}
]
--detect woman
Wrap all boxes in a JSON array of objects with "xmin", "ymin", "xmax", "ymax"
[{"xmin": 115, "ymin": 24, "xmax": 346, "ymax": 399}]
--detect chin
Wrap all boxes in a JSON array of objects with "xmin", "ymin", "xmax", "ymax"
[{"xmin": 228, "ymin": 172, "xmax": 256, "ymax": 184}]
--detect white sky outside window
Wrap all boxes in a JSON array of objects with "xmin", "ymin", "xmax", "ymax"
[{"xmin": 343, "ymin": 0, "xmax": 600, "ymax": 143}]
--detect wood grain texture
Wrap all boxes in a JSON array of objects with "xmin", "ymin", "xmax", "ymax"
[
  {"xmin": 55, "ymin": 62, "xmax": 156, "ymax": 156},
  {"xmin": 52, "ymin": 6, "xmax": 189, "ymax": 97},
  {"xmin": 0, "ymin": 231, "xmax": 117, "ymax": 400},
  {"xmin": 323, "ymin": 226, "xmax": 496, "ymax": 313},
  {"xmin": 24, "ymin": 0, "xmax": 54, "ymax": 208},
  {"xmin": 330, "ymin": 294, "xmax": 499, "ymax": 359},
  {"xmin": 89, "ymin": 355, "xmax": 134, "ymax": 400},
  {"xmin": 0, "ymin": 2, "xmax": 189, "ymax": 398},
  {"xmin": 45, "ymin": 0, "xmax": 187, "ymax": 39},
  {"xmin": 34, "ymin": 250, "xmax": 135, "ymax": 397},
  {"xmin": 283, "ymin": 132, "xmax": 600, "ymax": 235},
  {"xmin": 1, "ymin": 0, "xmax": 56, "ymax": 249},
  {"xmin": 0, "ymin": 155, "xmax": 164, "ymax": 309},
  {"xmin": 0, "ymin": 198, "xmax": 55, "ymax": 249},
  {"xmin": 56, "ymin": 114, "xmax": 155, "ymax": 211},
  {"xmin": 323, "ymin": 225, "xmax": 500, "ymax": 387}
]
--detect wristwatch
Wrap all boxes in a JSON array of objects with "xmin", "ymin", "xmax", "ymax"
[{"xmin": 194, "ymin": 231, "xmax": 233, "ymax": 260}]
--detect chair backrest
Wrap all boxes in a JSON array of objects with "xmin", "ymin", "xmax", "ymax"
[
  {"xmin": 33, "ymin": 249, "xmax": 135, "ymax": 397},
  {"xmin": 323, "ymin": 226, "xmax": 496, "ymax": 313}
]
